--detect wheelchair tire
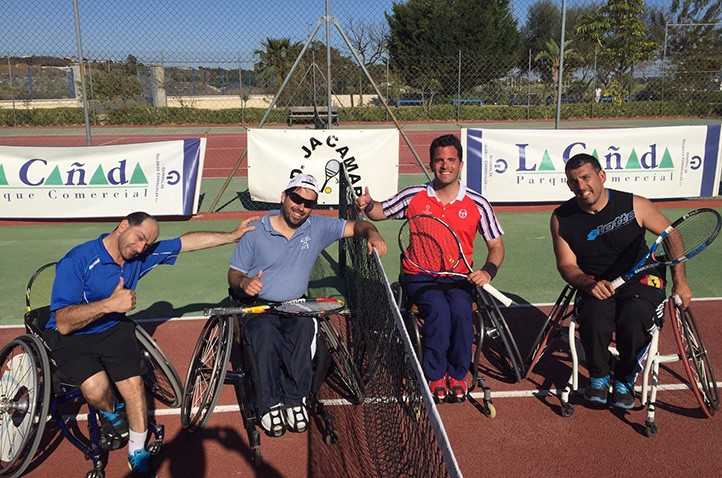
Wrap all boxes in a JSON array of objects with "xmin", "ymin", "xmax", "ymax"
[
  {"xmin": 135, "ymin": 324, "xmax": 183, "ymax": 408},
  {"xmin": 318, "ymin": 315, "xmax": 364, "ymax": 403},
  {"xmin": 181, "ymin": 314, "xmax": 233, "ymax": 433},
  {"xmin": 475, "ymin": 288, "xmax": 523, "ymax": 383},
  {"xmin": 669, "ymin": 300, "xmax": 720, "ymax": 417},
  {"xmin": 523, "ymin": 285, "xmax": 576, "ymax": 379},
  {"xmin": 0, "ymin": 334, "xmax": 51, "ymax": 478}
]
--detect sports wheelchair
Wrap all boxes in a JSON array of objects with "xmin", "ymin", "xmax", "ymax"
[
  {"xmin": 524, "ymin": 284, "xmax": 720, "ymax": 437},
  {"xmin": 0, "ymin": 262, "xmax": 183, "ymax": 478},
  {"xmin": 180, "ymin": 292, "xmax": 364, "ymax": 467},
  {"xmin": 391, "ymin": 275, "xmax": 524, "ymax": 418}
]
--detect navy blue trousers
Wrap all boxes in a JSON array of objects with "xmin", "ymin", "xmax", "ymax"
[
  {"xmin": 405, "ymin": 275, "xmax": 474, "ymax": 382},
  {"xmin": 243, "ymin": 314, "xmax": 315, "ymax": 413}
]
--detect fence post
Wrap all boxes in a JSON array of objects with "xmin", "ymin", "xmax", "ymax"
[{"xmin": 151, "ymin": 65, "xmax": 167, "ymax": 107}]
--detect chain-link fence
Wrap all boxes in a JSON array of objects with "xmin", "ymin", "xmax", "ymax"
[{"xmin": 2, "ymin": 0, "xmax": 720, "ymax": 128}]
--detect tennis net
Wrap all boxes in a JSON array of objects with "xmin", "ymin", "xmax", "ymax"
[{"xmin": 336, "ymin": 166, "xmax": 461, "ymax": 478}]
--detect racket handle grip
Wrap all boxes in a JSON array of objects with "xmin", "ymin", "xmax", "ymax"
[
  {"xmin": 671, "ymin": 294, "xmax": 682, "ymax": 306},
  {"xmin": 610, "ymin": 277, "xmax": 625, "ymax": 289},
  {"xmin": 482, "ymin": 284, "xmax": 513, "ymax": 307}
]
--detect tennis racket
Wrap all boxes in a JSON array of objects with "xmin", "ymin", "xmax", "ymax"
[
  {"xmin": 398, "ymin": 214, "xmax": 512, "ymax": 307},
  {"xmin": 610, "ymin": 208, "xmax": 722, "ymax": 289},
  {"xmin": 205, "ymin": 297, "xmax": 346, "ymax": 317}
]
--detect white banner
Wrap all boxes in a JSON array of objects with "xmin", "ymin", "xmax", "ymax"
[
  {"xmin": 248, "ymin": 129, "xmax": 399, "ymax": 204},
  {"xmin": 462, "ymin": 125, "xmax": 722, "ymax": 202},
  {"xmin": 0, "ymin": 139, "xmax": 205, "ymax": 218}
]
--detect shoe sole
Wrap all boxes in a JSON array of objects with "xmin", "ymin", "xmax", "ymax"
[
  {"xmin": 583, "ymin": 395, "xmax": 608, "ymax": 404},
  {"xmin": 610, "ymin": 400, "xmax": 635, "ymax": 409}
]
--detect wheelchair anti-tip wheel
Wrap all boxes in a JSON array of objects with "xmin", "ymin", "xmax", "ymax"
[
  {"xmin": 0, "ymin": 334, "xmax": 51, "ymax": 478},
  {"xmin": 181, "ymin": 314, "xmax": 233, "ymax": 433}
]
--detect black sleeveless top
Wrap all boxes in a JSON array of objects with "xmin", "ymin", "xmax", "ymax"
[{"xmin": 555, "ymin": 189, "xmax": 648, "ymax": 281}]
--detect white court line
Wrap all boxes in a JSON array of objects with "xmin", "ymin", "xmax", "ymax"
[
  {"xmin": 4, "ymin": 296, "xmax": 722, "ymax": 329},
  {"xmin": 61, "ymin": 382, "xmax": 719, "ymax": 423}
]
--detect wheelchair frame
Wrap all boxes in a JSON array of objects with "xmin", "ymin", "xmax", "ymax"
[
  {"xmin": 0, "ymin": 262, "xmax": 183, "ymax": 478},
  {"xmin": 391, "ymin": 279, "xmax": 524, "ymax": 417},
  {"xmin": 525, "ymin": 285, "xmax": 720, "ymax": 437},
  {"xmin": 180, "ymin": 304, "xmax": 363, "ymax": 467}
]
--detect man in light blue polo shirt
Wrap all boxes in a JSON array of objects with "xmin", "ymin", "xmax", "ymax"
[
  {"xmin": 48, "ymin": 211, "xmax": 256, "ymax": 477},
  {"xmin": 228, "ymin": 173, "xmax": 386, "ymax": 437}
]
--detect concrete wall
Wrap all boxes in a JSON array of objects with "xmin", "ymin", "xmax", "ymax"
[{"xmin": 0, "ymin": 94, "xmax": 382, "ymax": 110}]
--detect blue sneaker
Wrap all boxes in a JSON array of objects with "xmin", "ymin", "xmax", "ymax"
[
  {"xmin": 98, "ymin": 401, "xmax": 128, "ymax": 450},
  {"xmin": 611, "ymin": 380, "xmax": 635, "ymax": 409},
  {"xmin": 128, "ymin": 448, "xmax": 156, "ymax": 477},
  {"xmin": 583, "ymin": 375, "xmax": 610, "ymax": 404}
]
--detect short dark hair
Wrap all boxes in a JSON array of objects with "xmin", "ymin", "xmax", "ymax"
[
  {"xmin": 429, "ymin": 134, "xmax": 463, "ymax": 162},
  {"xmin": 125, "ymin": 211, "xmax": 155, "ymax": 227},
  {"xmin": 565, "ymin": 153, "xmax": 602, "ymax": 174}
]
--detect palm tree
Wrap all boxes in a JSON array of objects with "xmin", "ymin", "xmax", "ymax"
[
  {"xmin": 534, "ymin": 39, "xmax": 583, "ymax": 99},
  {"xmin": 254, "ymin": 37, "xmax": 302, "ymax": 87}
]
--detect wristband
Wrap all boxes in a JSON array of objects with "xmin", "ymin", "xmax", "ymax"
[
  {"xmin": 364, "ymin": 200, "xmax": 376, "ymax": 214},
  {"xmin": 481, "ymin": 262, "xmax": 498, "ymax": 280}
]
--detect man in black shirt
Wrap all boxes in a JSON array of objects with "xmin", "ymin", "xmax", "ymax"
[{"xmin": 551, "ymin": 153, "xmax": 691, "ymax": 408}]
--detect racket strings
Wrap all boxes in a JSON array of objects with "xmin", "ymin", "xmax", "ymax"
[
  {"xmin": 401, "ymin": 217, "xmax": 462, "ymax": 273},
  {"xmin": 662, "ymin": 211, "xmax": 721, "ymax": 260}
]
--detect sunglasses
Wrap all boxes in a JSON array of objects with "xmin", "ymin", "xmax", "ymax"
[{"xmin": 286, "ymin": 191, "xmax": 317, "ymax": 209}]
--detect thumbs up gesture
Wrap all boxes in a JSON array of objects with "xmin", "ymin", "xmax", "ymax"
[
  {"xmin": 241, "ymin": 270, "xmax": 264, "ymax": 296},
  {"xmin": 108, "ymin": 277, "xmax": 136, "ymax": 313}
]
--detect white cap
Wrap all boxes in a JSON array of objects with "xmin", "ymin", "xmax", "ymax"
[{"xmin": 285, "ymin": 173, "xmax": 320, "ymax": 195}]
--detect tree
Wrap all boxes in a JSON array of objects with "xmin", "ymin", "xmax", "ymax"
[
  {"xmin": 254, "ymin": 38, "xmax": 303, "ymax": 88},
  {"xmin": 520, "ymin": 0, "xmax": 562, "ymax": 79},
  {"xmin": 648, "ymin": 0, "xmax": 722, "ymax": 94},
  {"xmin": 575, "ymin": 0, "xmax": 658, "ymax": 96},
  {"xmin": 386, "ymin": 0, "xmax": 520, "ymax": 97},
  {"xmin": 534, "ymin": 39, "xmax": 584, "ymax": 99}
]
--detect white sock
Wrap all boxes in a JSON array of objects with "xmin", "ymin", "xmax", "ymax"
[{"xmin": 128, "ymin": 429, "xmax": 147, "ymax": 455}]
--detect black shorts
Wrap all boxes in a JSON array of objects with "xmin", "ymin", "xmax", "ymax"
[{"xmin": 43, "ymin": 319, "xmax": 142, "ymax": 386}]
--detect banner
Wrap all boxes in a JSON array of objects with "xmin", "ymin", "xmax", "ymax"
[
  {"xmin": 462, "ymin": 125, "xmax": 721, "ymax": 202},
  {"xmin": 0, "ymin": 139, "xmax": 205, "ymax": 218},
  {"xmin": 248, "ymin": 129, "xmax": 399, "ymax": 204}
]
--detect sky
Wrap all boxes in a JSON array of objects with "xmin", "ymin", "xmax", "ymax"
[{"xmin": 2, "ymin": 0, "xmax": 681, "ymax": 68}]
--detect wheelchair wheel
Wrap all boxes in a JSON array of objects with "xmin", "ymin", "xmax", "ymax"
[
  {"xmin": 403, "ymin": 310, "xmax": 423, "ymax": 362},
  {"xmin": 181, "ymin": 314, "xmax": 233, "ymax": 433},
  {"xmin": 669, "ymin": 300, "xmax": 720, "ymax": 417},
  {"xmin": 0, "ymin": 334, "xmax": 51, "ymax": 478},
  {"xmin": 475, "ymin": 287, "xmax": 523, "ymax": 383},
  {"xmin": 318, "ymin": 315, "xmax": 364, "ymax": 403},
  {"xmin": 135, "ymin": 324, "xmax": 183, "ymax": 408},
  {"xmin": 523, "ymin": 285, "xmax": 576, "ymax": 379}
]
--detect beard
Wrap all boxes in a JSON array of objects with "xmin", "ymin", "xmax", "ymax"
[{"xmin": 281, "ymin": 204, "xmax": 310, "ymax": 228}]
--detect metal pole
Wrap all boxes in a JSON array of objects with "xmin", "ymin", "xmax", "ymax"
[
  {"xmin": 7, "ymin": 55, "xmax": 17, "ymax": 125},
  {"xmin": 72, "ymin": 0, "xmax": 92, "ymax": 145},
  {"xmin": 555, "ymin": 0, "xmax": 568, "ymax": 129},
  {"xmin": 591, "ymin": 45, "xmax": 598, "ymax": 117},
  {"xmin": 385, "ymin": 57, "xmax": 389, "ymax": 122},
  {"xmin": 660, "ymin": 23, "xmax": 668, "ymax": 115},
  {"xmin": 527, "ymin": 49, "xmax": 531, "ymax": 119},
  {"xmin": 456, "ymin": 50, "xmax": 461, "ymax": 121},
  {"xmin": 325, "ymin": 0, "xmax": 332, "ymax": 127}
]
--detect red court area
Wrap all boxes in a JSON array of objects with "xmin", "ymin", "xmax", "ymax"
[
  {"xmin": 1, "ymin": 300, "xmax": 720, "ymax": 477},
  {"xmin": 0, "ymin": 129, "xmax": 443, "ymax": 178}
]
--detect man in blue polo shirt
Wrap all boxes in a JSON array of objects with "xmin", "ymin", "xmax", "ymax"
[
  {"xmin": 47, "ymin": 211, "xmax": 256, "ymax": 477},
  {"xmin": 228, "ymin": 173, "xmax": 386, "ymax": 437}
]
